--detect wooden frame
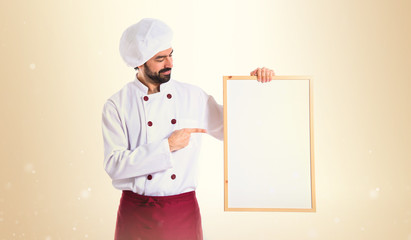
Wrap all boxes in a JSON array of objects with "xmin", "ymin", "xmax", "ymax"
[{"xmin": 223, "ymin": 76, "xmax": 315, "ymax": 212}]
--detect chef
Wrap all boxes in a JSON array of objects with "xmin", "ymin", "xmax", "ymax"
[{"xmin": 102, "ymin": 18, "xmax": 274, "ymax": 240}]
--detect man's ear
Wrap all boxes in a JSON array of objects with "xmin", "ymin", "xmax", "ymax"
[{"xmin": 136, "ymin": 64, "xmax": 145, "ymax": 71}]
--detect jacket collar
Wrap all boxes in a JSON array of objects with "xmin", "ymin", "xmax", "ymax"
[{"xmin": 133, "ymin": 76, "xmax": 172, "ymax": 95}]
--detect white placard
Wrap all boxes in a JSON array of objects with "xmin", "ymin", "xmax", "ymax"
[{"xmin": 224, "ymin": 76, "xmax": 315, "ymax": 212}]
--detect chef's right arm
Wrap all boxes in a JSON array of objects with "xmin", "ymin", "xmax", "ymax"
[{"xmin": 102, "ymin": 100, "xmax": 173, "ymax": 181}]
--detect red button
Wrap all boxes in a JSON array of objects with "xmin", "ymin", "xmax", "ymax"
[
  {"xmin": 167, "ymin": 94, "xmax": 172, "ymax": 99},
  {"xmin": 171, "ymin": 174, "xmax": 176, "ymax": 180},
  {"xmin": 147, "ymin": 121, "xmax": 153, "ymax": 127},
  {"xmin": 171, "ymin": 119, "xmax": 177, "ymax": 124},
  {"xmin": 147, "ymin": 175, "xmax": 152, "ymax": 180},
  {"xmin": 143, "ymin": 96, "xmax": 149, "ymax": 101}
]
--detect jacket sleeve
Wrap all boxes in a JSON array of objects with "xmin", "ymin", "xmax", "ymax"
[
  {"xmin": 204, "ymin": 95, "xmax": 224, "ymax": 141},
  {"xmin": 102, "ymin": 100, "xmax": 173, "ymax": 180}
]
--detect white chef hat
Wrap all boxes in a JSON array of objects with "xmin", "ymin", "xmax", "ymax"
[{"xmin": 119, "ymin": 18, "xmax": 173, "ymax": 68}]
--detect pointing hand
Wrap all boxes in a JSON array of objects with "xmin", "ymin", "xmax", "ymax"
[{"xmin": 168, "ymin": 128, "xmax": 207, "ymax": 152}]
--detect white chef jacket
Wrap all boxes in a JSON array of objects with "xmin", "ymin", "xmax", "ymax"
[{"xmin": 102, "ymin": 78, "xmax": 223, "ymax": 196}]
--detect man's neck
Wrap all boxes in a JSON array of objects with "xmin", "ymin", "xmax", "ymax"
[{"xmin": 137, "ymin": 73, "xmax": 160, "ymax": 94}]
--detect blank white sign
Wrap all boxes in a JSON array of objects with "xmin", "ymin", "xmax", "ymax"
[{"xmin": 224, "ymin": 76, "xmax": 315, "ymax": 212}]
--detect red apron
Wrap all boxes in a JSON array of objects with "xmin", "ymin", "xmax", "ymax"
[{"xmin": 115, "ymin": 191, "xmax": 203, "ymax": 240}]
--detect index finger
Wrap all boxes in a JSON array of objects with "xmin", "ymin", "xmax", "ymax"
[{"xmin": 186, "ymin": 128, "xmax": 207, "ymax": 133}]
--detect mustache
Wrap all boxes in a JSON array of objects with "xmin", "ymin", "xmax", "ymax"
[{"xmin": 159, "ymin": 68, "xmax": 172, "ymax": 74}]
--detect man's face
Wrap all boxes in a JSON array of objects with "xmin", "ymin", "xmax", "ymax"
[{"xmin": 140, "ymin": 48, "xmax": 173, "ymax": 84}]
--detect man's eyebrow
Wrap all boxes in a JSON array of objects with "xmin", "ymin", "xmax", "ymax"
[{"xmin": 155, "ymin": 50, "xmax": 173, "ymax": 59}]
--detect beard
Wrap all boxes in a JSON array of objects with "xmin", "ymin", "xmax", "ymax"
[{"xmin": 143, "ymin": 63, "xmax": 172, "ymax": 84}]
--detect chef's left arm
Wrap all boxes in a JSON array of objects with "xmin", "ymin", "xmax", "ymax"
[
  {"xmin": 250, "ymin": 67, "xmax": 275, "ymax": 82},
  {"xmin": 203, "ymin": 95, "xmax": 223, "ymax": 140}
]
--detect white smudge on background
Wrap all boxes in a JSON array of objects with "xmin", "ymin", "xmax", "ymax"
[
  {"xmin": 29, "ymin": 63, "xmax": 36, "ymax": 70},
  {"xmin": 360, "ymin": 227, "xmax": 365, "ymax": 231},
  {"xmin": 369, "ymin": 187, "xmax": 380, "ymax": 199},
  {"xmin": 334, "ymin": 217, "xmax": 340, "ymax": 224},
  {"xmin": 79, "ymin": 188, "xmax": 92, "ymax": 200},
  {"xmin": 45, "ymin": 236, "xmax": 52, "ymax": 240},
  {"xmin": 24, "ymin": 163, "xmax": 36, "ymax": 174}
]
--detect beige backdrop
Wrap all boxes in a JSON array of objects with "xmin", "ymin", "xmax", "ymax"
[{"xmin": 1, "ymin": 0, "xmax": 410, "ymax": 239}]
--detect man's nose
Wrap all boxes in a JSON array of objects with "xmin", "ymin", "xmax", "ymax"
[{"xmin": 165, "ymin": 57, "xmax": 173, "ymax": 69}]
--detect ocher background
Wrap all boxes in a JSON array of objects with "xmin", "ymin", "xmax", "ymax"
[{"xmin": 0, "ymin": 0, "xmax": 410, "ymax": 239}]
